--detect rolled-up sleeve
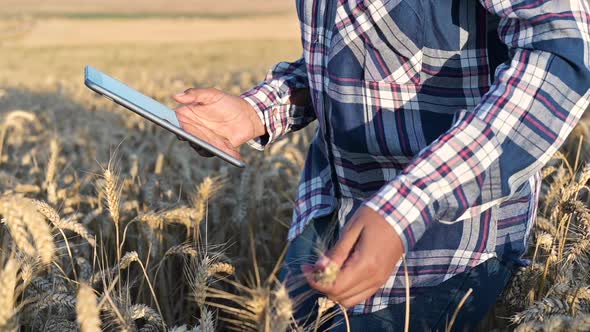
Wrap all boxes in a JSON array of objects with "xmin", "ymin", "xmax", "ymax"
[{"xmin": 241, "ymin": 57, "xmax": 315, "ymax": 150}]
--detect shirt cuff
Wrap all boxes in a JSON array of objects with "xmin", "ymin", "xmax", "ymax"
[
  {"xmin": 363, "ymin": 175, "xmax": 436, "ymax": 253},
  {"xmin": 241, "ymin": 84, "xmax": 304, "ymax": 151},
  {"xmin": 240, "ymin": 84, "xmax": 280, "ymax": 151}
]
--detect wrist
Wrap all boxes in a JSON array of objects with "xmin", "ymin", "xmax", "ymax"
[
  {"xmin": 240, "ymin": 97, "xmax": 266, "ymax": 138},
  {"xmin": 359, "ymin": 205, "xmax": 405, "ymax": 255}
]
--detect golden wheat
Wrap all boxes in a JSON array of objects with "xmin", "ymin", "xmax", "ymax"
[
  {"xmin": 0, "ymin": 258, "xmax": 19, "ymax": 330},
  {"xmin": 33, "ymin": 199, "xmax": 96, "ymax": 247},
  {"xmin": 103, "ymin": 167, "xmax": 121, "ymax": 226},
  {"xmin": 0, "ymin": 196, "xmax": 55, "ymax": 265},
  {"xmin": 207, "ymin": 262, "xmax": 235, "ymax": 277},
  {"xmin": 128, "ymin": 304, "xmax": 164, "ymax": 330},
  {"xmin": 313, "ymin": 258, "xmax": 340, "ymax": 287},
  {"xmin": 76, "ymin": 283, "xmax": 101, "ymax": 332}
]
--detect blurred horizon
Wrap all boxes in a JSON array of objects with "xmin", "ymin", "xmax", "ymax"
[
  {"xmin": 0, "ymin": 0, "xmax": 301, "ymax": 86},
  {"xmin": 0, "ymin": 1, "xmax": 300, "ymax": 49},
  {"xmin": 1, "ymin": 0, "xmax": 296, "ymax": 17}
]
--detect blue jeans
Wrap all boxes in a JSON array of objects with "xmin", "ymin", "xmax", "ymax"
[{"xmin": 280, "ymin": 215, "xmax": 515, "ymax": 332}]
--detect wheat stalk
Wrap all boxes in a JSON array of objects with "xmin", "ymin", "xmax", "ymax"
[
  {"xmin": 446, "ymin": 288, "xmax": 473, "ymax": 332},
  {"xmin": 44, "ymin": 138, "xmax": 60, "ymax": 204}
]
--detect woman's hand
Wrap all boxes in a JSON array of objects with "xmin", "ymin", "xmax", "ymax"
[{"xmin": 173, "ymin": 88, "xmax": 265, "ymax": 159}]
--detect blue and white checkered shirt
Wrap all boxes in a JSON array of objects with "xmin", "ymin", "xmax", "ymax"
[{"xmin": 242, "ymin": 0, "xmax": 590, "ymax": 313}]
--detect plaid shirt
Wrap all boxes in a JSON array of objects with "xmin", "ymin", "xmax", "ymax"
[{"xmin": 242, "ymin": 0, "xmax": 590, "ymax": 313}]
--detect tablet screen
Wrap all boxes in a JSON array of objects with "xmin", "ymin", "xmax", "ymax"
[
  {"xmin": 84, "ymin": 65, "xmax": 247, "ymax": 168},
  {"xmin": 85, "ymin": 66, "xmax": 181, "ymax": 127}
]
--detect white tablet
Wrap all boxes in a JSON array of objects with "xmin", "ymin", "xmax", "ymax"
[{"xmin": 84, "ymin": 65, "xmax": 246, "ymax": 168}]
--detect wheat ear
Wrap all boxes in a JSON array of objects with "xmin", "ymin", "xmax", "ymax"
[
  {"xmin": 0, "ymin": 258, "xmax": 19, "ymax": 329},
  {"xmin": 103, "ymin": 167, "xmax": 121, "ymax": 226},
  {"xmin": 207, "ymin": 262, "xmax": 235, "ymax": 277},
  {"xmin": 0, "ymin": 196, "xmax": 55, "ymax": 265},
  {"xmin": 128, "ymin": 304, "xmax": 165, "ymax": 330},
  {"xmin": 33, "ymin": 199, "xmax": 96, "ymax": 247},
  {"xmin": 76, "ymin": 284, "xmax": 101, "ymax": 332},
  {"xmin": 270, "ymin": 284, "xmax": 294, "ymax": 332},
  {"xmin": 198, "ymin": 309, "xmax": 216, "ymax": 332}
]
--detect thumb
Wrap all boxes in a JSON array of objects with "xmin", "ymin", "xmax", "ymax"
[
  {"xmin": 319, "ymin": 220, "xmax": 363, "ymax": 269},
  {"xmin": 173, "ymin": 88, "xmax": 220, "ymax": 105},
  {"xmin": 173, "ymin": 91, "xmax": 198, "ymax": 104}
]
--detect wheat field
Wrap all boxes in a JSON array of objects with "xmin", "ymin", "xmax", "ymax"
[{"xmin": 0, "ymin": 2, "xmax": 590, "ymax": 332}]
